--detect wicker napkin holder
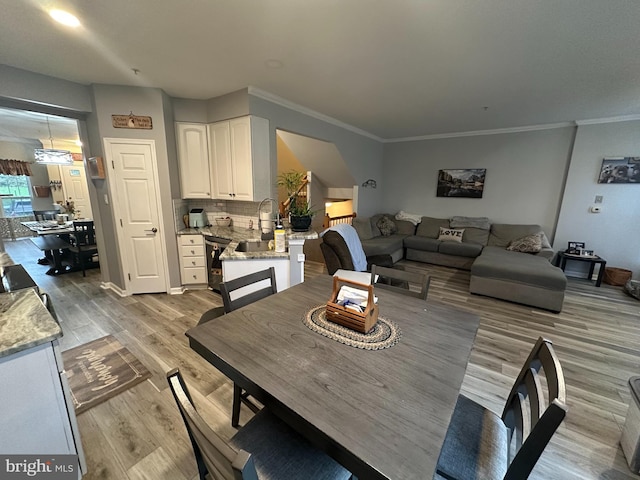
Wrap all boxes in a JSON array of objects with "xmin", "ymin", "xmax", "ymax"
[{"xmin": 326, "ymin": 276, "xmax": 379, "ymax": 333}]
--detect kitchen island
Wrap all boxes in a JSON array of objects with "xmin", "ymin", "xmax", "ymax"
[
  {"xmin": 177, "ymin": 225, "xmax": 318, "ymax": 291},
  {"xmin": 0, "ymin": 287, "xmax": 86, "ymax": 478}
]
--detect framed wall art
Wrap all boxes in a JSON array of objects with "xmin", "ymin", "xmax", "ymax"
[
  {"xmin": 598, "ymin": 157, "xmax": 640, "ymax": 184},
  {"xmin": 436, "ymin": 168, "xmax": 486, "ymax": 198}
]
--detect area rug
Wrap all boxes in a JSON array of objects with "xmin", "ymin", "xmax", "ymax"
[
  {"xmin": 303, "ymin": 305, "xmax": 401, "ymax": 350},
  {"xmin": 62, "ymin": 335, "xmax": 151, "ymax": 414}
]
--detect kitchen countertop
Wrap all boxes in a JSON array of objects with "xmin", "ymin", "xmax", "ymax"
[
  {"xmin": 0, "ymin": 288, "xmax": 62, "ymax": 359},
  {"xmin": 177, "ymin": 225, "xmax": 318, "ymax": 261}
]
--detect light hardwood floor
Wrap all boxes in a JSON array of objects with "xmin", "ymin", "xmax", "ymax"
[{"xmin": 5, "ymin": 238, "xmax": 640, "ymax": 480}]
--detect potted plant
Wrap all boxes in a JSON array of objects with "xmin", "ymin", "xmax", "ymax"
[{"xmin": 277, "ymin": 170, "xmax": 315, "ymax": 231}]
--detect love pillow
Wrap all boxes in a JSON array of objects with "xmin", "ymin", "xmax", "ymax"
[{"xmin": 438, "ymin": 227, "xmax": 464, "ymax": 243}]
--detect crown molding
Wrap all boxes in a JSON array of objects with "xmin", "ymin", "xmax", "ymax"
[
  {"xmin": 247, "ymin": 86, "xmax": 382, "ymax": 141},
  {"xmin": 384, "ymin": 122, "xmax": 577, "ymax": 143},
  {"xmin": 575, "ymin": 114, "xmax": 640, "ymax": 125}
]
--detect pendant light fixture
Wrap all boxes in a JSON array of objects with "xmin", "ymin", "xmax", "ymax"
[{"xmin": 34, "ymin": 117, "xmax": 74, "ymax": 165}]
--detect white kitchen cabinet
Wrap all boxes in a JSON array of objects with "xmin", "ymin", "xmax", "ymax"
[
  {"xmin": 208, "ymin": 116, "xmax": 270, "ymax": 201},
  {"xmin": 176, "ymin": 123, "xmax": 211, "ymax": 199},
  {"xmin": 179, "ymin": 234, "xmax": 207, "ymax": 285}
]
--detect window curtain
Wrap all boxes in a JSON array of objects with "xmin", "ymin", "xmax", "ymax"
[{"xmin": 0, "ymin": 159, "xmax": 32, "ymax": 176}]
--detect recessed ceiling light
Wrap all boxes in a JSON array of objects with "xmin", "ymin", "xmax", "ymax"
[{"xmin": 50, "ymin": 9, "xmax": 80, "ymax": 27}]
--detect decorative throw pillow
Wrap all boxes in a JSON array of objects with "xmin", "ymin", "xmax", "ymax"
[
  {"xmin": 507, "ymin": 233, "xmax": 543, "ymax": 253},
  {"xmin": 438, "ymin": 227, "xmax": 464, "ymax": 243},
  {"xmin": 376, "ymin": 216, "xmax": 397, "ymax": 236}
]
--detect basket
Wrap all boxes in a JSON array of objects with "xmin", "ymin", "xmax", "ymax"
[
  {"xmin": 325, "ymin": 276, "xmax": 379, "ymax": 333},
  {"xmin": 603, "ymin": 267, "xmax": 632, "ymax": 286},
  {"xmin": 215, "ymin": 217, "xmax": 231, "ymax": 227}
]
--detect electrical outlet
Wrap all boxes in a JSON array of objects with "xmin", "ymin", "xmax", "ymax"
[
  {"xmin": 595, "ymin": 195, "xmax": 603, "ymax": 204},
  {"xmin": 297, "ymin": 253, "xmax": 306, "ymax": 262}
]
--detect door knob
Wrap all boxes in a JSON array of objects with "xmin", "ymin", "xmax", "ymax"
[{"xmin": 145, "ymin": 227, "xmax": 158, "ymax": 233}]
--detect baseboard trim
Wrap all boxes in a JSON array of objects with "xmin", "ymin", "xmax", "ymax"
[{"xmin": 100, "ymin": 282, "xmax": 127, "ymax": 297}]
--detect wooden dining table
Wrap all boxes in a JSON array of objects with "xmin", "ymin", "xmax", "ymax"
[{"xmin": 186, "ymin": 275, "xmax": 480, "ymax": 480}]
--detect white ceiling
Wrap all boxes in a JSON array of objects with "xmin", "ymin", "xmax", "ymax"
[{"xmin": 1, "ymin": 0, "xmax": 639, "ymax": 140}]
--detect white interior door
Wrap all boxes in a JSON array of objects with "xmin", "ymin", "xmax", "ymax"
[
  {"xmin": 104, "ymin": 138, "xmax": 168, "ymax": 294},
  {"xmin": 60, "ymin": 162, "xmax": 93, "ymax": 219}
]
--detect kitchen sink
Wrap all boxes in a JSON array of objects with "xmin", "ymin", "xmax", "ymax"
[{"xmin": 234, "ymin": 241, "xmax": 273, "ymax": 252}]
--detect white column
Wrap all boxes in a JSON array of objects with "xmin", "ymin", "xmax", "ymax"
[{"xmin": 288, "ymin": 238, "xmax": 306, "ymax": 287}]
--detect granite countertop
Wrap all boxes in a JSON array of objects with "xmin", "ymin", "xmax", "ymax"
[
  {"xmin": 177, "ymin": 225, "xmax": 318, "ymax": 261},
  {"xmin": 0, "ymin": 288, "xmax": 62, "ymax": 359}
]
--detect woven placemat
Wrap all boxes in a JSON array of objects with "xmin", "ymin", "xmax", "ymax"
[{"xmin": 303, "ymin": 305, "xmax": 401, "ymax": 350}]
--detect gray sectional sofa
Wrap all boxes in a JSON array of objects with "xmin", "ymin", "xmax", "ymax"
[{"xmin": 352, "ymin": 214, "xmax": 567, "ymax": 312}]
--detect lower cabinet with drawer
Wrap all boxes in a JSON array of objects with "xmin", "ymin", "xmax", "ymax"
[{"xmin": 178, "ymin": 234, "xmax": 207, "ymax": 286}]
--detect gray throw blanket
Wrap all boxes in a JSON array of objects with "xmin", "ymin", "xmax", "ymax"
[{"xmin": 449, "ymin": 216, "xmax": 491, "ymax": 230}]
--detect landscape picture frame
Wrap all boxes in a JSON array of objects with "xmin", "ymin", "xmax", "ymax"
[
  {"xmin": 436, "ymin": 168, "xmax": 486, "ymax": 198},
  {"xmin": 597, "ymin": 157, "xmax": 640, "ymax": 184}
]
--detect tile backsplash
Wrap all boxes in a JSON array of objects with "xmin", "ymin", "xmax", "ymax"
[{"xmin": 173, "ymin": 199, "xmax": 275, "ymax": 231}]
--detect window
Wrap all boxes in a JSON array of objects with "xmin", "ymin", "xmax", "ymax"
[{"xmin": 0, "ymin": 174, "xmax": 33, "ymax": 217}]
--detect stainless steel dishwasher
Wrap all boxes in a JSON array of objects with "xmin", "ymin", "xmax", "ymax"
[{"xmin": 203, "ymin": 236, "xmax": 230, "ymax": 293}]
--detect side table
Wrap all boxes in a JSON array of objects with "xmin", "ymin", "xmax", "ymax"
[{"xmin": 557, "ymin": 252, "xmax": 607, "ymax": 287}]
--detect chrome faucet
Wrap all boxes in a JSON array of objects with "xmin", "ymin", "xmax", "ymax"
[{"xmin": 257, "ymin": 198, "xmax": 279, "ymax": 240}]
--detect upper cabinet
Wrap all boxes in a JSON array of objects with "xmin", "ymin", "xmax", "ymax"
[
  {"xmin": 176, "ymin": 123, "xmax": 211, "ymax": 199},
  {"xmin": 177, "ymin": 116, "xmax": 271, "ymax": 201},
  {"xmin": 209, "ymin": 116, "xmax": 270, "ymax": 202}
]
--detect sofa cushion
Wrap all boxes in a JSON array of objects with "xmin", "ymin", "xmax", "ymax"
[
  {"xmin": 488, "ymin": 224, "xmax": 551, "ymax": 248},
  {"xmin": 376, "ymin": 216, "xmax": 397, "ymax": 236},
  {"xmin": 394, "ymin": 219, "xmax": 417, "ymax": 236},
  {"xmin": 449, "ymin": 216, "xmax": 491, "ymax": 230},
  {"xmin": 507, "ymin": 233, "xmax": 543, "ymax": 253},
  {"xmin": 352, "ymin": 216, "xmax": 374, "ymax": 240},
  {"xmin": 439, "ymin": 241, "xmax": 484, "ymax": 258},
  {"xmin": 404, "ymin": 235, "xmax": 441, "ymax": 252},
  {"xmin": 438, "ymin": 227, "xmax": 464, "ymax": 243},
  {"xmin": 361, "ymin": 234, "xmax": 405, "ymax": 257},
  {"xmin": 462, "ymin": 227, "xmax": 490, "ymax": 246},
  {"xmin": 416, "ymin": 217, "xmax": 450, "ymax": 238},
  {"xmin": 472, "ymin": 246, "xmax": 567, "ymax": 290}
]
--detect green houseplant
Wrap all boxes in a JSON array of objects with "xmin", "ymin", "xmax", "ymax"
[{"xmin": 277, "ymin": 170, "xmax": 315, "ymax": 231}]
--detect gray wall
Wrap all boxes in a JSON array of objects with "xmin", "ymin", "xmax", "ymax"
[
  {"xmin": 382, "ymin": 128, "xmax": 576, "ymax": 239},
  {"xmin": 87, "ymin": 84, "xmax": 181, "ymax": 290},
  {"xmin": 0, "ymin": 65, "xmax": 91, "ymax": 114},
  {"xmin": 249, "ymin": 95, "xmax": 384, "ymax": 217},
  {"xmin": 555, "ymin": 120, "xmax": 640, "ymax": 279}
]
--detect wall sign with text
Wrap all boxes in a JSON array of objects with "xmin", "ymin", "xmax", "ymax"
[{"xmin": 111, "ymin": 114, "xmax": 153, "ymax": 129}]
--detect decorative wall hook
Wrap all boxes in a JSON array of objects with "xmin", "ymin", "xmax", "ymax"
[{"xmin": 361, "ymin": 179, "xmax": 377, "ymax": 188}]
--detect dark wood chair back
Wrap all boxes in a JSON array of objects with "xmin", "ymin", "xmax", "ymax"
[
  {"xmin": 72, "ymin": 220, "xmax": 96, "ymax": 246},
  {"xmin": 33, "ymin": 210, "xmax": 59, "ymax": 221},
  {"xmin": 502, "ymin": 337, "xmax": 568, "ymax": 479},
  {"xmin": 69, "ymin": 220, "xmax": 98, "ymax": 277},
  {"xmin": 220, "ymin": 267, "xmax": 277, "ymax": 313},
  {"xmin": 167, "ymin": 369, "xmax": 257, "ymax": 480},
  {"xmin": 370, "ymin": 264, "xmax": 431, "ymax": 300}
]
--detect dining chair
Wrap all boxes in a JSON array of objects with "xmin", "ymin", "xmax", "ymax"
[
  {"xmin": 67, "ymin": 220, "xmax": 98, "ymax": 277},
  {"xmin": 32, "ymin": 210, "xmax": 59, "ymax": 221},
  {"xmin": 167, "ymin": 369, "xmax": 352, "ymax": 480},
  {"xmin": 370, "ymin": 264, "xmax": 431, "ymax": 300},
  {"xmin": 197, "ymin": 267, "xmax": 277, "ymax": 428},
  {"xmin": 434, "ymin": 336, "xmax": 568, "ymax": 480}
]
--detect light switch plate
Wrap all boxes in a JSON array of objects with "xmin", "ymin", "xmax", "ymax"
[{"xmin": 595, "ymin": 195, "xmax": 603, "ymax": 203}]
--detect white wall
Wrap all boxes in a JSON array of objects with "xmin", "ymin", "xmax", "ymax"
[
  {"xmin": 554, "ymin": 120, "xmax": 640, "ymax": 279},
  {"xmin": 382, "ymin": 128, "xmax": 575, "ymax": 239}
]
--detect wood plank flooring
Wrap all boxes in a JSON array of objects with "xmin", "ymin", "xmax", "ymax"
[{"xmin": 5, "ymin": 238, "xmax": 640, "ymax": 480}]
